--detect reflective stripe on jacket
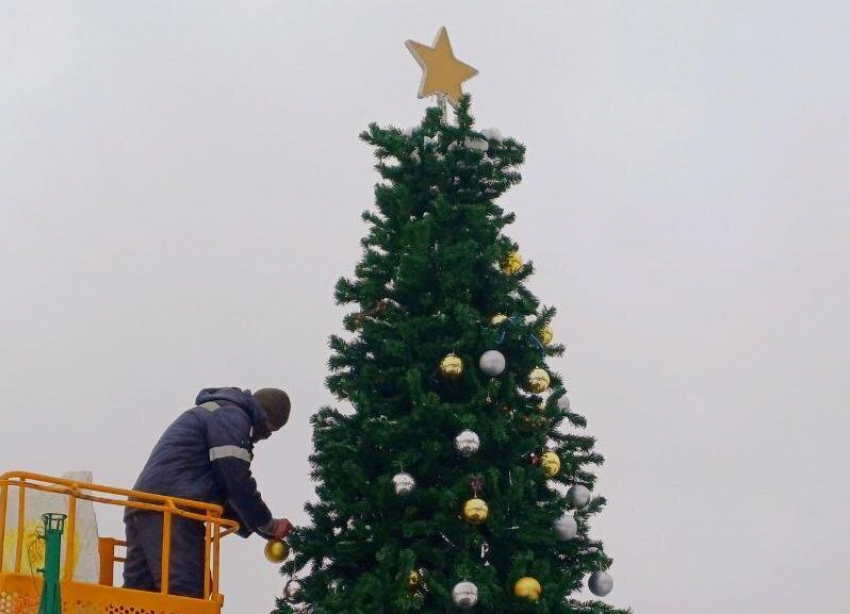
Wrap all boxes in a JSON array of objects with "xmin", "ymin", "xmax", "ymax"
[{"xmin": 131, "ymin": 387, "xmax": 272, "ymax": 536}]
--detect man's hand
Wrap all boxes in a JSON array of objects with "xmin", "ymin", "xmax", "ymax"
[{"xmin": 260, "ymin": 518, "xmax": 293, "ymax": 540}]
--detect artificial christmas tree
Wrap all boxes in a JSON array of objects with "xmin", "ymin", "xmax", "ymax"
[{"xmin": 275, "ymin": 28, "xmax": 627, "ymax": 614}]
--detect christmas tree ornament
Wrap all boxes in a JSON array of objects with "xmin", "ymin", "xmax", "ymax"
[
  {"xmin": 451, "ymin": 581, "xmax": 479, "ymax": 609},
  {"xmin": 408, "ymin": 569, "xmax": 423, "ymax": 592},
  {"xmin": 528, "ymin": 368, "xmax": 551, "ymax": 393},
  {"xmin": 588, "ymin": 571, "xmax": 613, "ymax": 597},
  {"xmin": 479, "ymin": 350, "xmax": 506, "ymax": 376},
  {"xmin": 501, "ymin": 250, "xmax": 523, "ymax": 275},
  {"xmin": 480, "ymin": 541, "xmax": 490, "ymax": 559},
  {"xmin": 554, "ymin": 513, "xmax": 578, "ymax": 540},
  {"xmin": 470, "ymin": 475, "xmax": 485, "ymax": 491},
  {"xmin": 462, "ymin": 498, "xmax": 489, "ymax": 525},
  {"xmin": 405, "ymin": 27, "xmax": 478, "ymax": 108},
  {"xmin": 490, "ymin": 313, "xmax": 508, "ymax": 325},
  {"xmin": 264, "ymin": 539, "xmax": 290, "ymax": 563},
  {"xmin": 393, "ymin": 472, "xmax": 416, "ymax": 496},
  {"xmin": 454, "ymin": 430, "xmax": 480, "ymax": 457},
  {"xmin": 513, "ymin": 577, "xmax": 542, "ymax": 602},
  {"xmin": 567, "ymin": 484, "xmax": 592, "ymax": 509},
  {"xmin": 557, "ymin": 394, "xmax": 571, "ymax": 412},
  {"xmin": 284, "ymin": 579, "xmax": 304, "ymax": 601},
  {"xmin": 540, "ymin": 451, "xmax": 561, "ymax": 477},
  {"xmin": 539, "ymin": 324, "xmax": 554, "ymax": 345},
  {"xmin": 439, "ymin": 353, "xmax": 464, "ymax": 380}
]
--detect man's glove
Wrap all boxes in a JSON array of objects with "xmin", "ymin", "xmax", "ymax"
[{"xmin": 259, "ymin": 518, "xmax": 293, "ymax": 540}]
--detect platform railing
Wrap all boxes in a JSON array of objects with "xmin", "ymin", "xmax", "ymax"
[{"xmin": 0, "ymin": 471, "xmax": 239, "ymax": 602}]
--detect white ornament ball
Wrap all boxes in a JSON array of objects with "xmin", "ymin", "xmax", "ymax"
[
  {"xmin": 554, "ymin": 513, "xmax": 578, "ymax": 540},
  {"xmin": 557, "ymin": 395, "xmax": 571, "ymax": 411},
  {"xmin": 588, "ymin": 571, "xmax": 613, "ymax": 597},
  {"xmin": 284, "ymin": 579, "xmax": 304, "ymax": 601},
  {"xmin": 479, "ymin": 350, "xmax": 506, "ymax": 377},
  {"xmin": 452, "ymin": 581, "xmax": 479, "ymax": 609},
  {"xmin": 392, "ymin": 472, "xmax": 416, "ymax": 496},
  {"xmin": 454, "ymin": 430, "xmax": 481, "ymax": 457},
  {"xmin": 567, "ymin": 485, "xmax": 592, "ymax": 510}
]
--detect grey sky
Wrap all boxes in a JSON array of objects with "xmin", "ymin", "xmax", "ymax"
[{"xmin": 1, "ymin": 2, "xmax": 848, "ymax": 613}]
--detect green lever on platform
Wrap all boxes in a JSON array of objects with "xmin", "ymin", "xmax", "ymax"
[{"xmin": 37, "ymin": 513, "xmax": 66, "ymax": 614}]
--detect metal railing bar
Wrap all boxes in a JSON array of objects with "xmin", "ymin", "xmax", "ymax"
[
  {"xmin": 64, "ymin": 494, "xmax": 77, "ymax": 581},
  {"xmin": 0, "ymin": 480, "xmax": 237, "ymax": 530},
  {"xmin": 0, "ymin": 483, "xmax": 7, "ymax": 573},
  {"xmin": 0, "ymin": 472, "xmax": 224, "ymax": 513},
  {"xmin": 14, "ymin": 482, "xmax": 25, "ymax": 572},
  {"xmin": 0, "ymin": 470, "xmax": 240, "ymax": 603},
  {"xmin": 204, "ymin": 512, "xmax": 212, "ymax": 599},
  {"xmin": 161, "ymin": 510, "xmax": 172, "ymax": 595}
]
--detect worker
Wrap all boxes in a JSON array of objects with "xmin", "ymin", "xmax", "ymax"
[{"xmin": 123, "ymin": 387, "xmax": 294, "ymax": 598}]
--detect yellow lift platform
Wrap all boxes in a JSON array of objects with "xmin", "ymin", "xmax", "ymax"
[{"xmin": 0, "ymin": 471, "xmax": 239, "ymax": 614}]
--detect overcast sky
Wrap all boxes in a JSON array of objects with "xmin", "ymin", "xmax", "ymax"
[{"xmin": 1, "ymin": 2, "xmax": 849, "ymax": 613}]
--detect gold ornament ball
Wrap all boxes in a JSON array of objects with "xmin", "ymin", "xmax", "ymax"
[
  {"xmin": 462, "ymin": 498, "xmax": 490, "ymax": 525},
  {"xmin": 501, "ymin": 251, "xmax": 523, "ymax": 275},
  {"xmin": 264, "ymin": 539, "xmax": 290, "ymax": 564},
  {"xmin": 514, "ymin": 577, "xmax": 542, "ymax": 602},
  {"xmin": 440, "ymin": 353, "xmax": 464, "ymax": 380},
  {"xmin": 528, "ymin": 368, "xmax": 551, "ymax": 393},
  {"xmin": 539, "ymin": 324, "xmax": 554, "ymax": 345},
  {"xmin": 408, "ymin": 569, "xmax": 423, "ymax": 592},
  {"xmin": 491, "ymin": 313, "xmax": 508, "ymax": 325},
  {"xmin": 540, "ymin": 451, "xmax": 561, "ymax": 477}
]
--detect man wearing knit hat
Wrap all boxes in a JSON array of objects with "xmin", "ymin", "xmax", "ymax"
[{"xmin": 124, "ymin": 387, "xmax": 293, "ymax": 598}]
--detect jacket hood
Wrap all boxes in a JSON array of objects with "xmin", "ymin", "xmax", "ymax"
[{"xmin": 195, "ymin": 387, "xmax": 268, "ymax": 430}]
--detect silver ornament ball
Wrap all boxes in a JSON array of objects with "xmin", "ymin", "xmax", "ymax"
[
  {"xmin": 479, "ymin": 350, "xmax": 506, "ymax": 377},
  {"xmin": 567, "ymin": 484, "xmax": 592, "ymax": 509},
  {"xmin": 452, "ymin": 581, "xmax": 479, "ymax": 609},
  {"xmin": 557, "ymin": 395, "xmax": 571, "ymax": 411},
  {"xmin": 392, "ymin": 472, "xmax": 416, "ymax": 496},
  {"xmin": 454, "ymin": 430, "xmax": 481, "ymax": 457},
  {"xmin": 554, "ymin": 513, "xmax": 578, "ymax": 540},
  {"xmin": 588, "ymin": 571, "xmax": 613, "ymax": 597},
  {"xmin": 284, "ymin": 579, "xmax": 304, "ymax": 601}
]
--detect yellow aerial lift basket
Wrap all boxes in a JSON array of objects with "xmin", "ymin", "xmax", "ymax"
[{"xmin": 0, "ymin": 471, "xmax": 239, "ymax": 614}]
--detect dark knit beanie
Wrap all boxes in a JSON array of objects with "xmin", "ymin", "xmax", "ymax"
[{"xmin": 253, "ymin": 388, "xmax": 291, "ymax": 432}]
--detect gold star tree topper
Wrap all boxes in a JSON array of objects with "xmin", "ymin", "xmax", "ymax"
[{"xmin": 405, "ymin": 27, "xmax": 478, "ymax": 108}]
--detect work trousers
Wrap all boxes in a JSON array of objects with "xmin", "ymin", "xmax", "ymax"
[{"xmin": 123, "ymin": 511, "xmax": 206, "ymax": 599}]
